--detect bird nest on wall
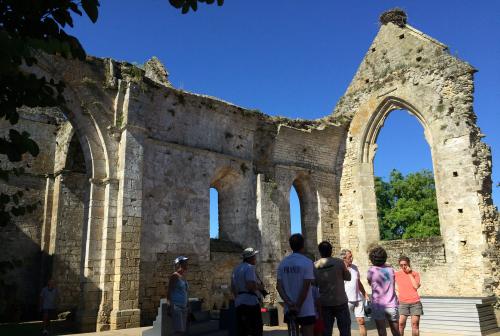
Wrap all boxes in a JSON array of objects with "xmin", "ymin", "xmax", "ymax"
[{"xmin": 380, "ymin": 8, "xmax": 407, "ymax": 27}]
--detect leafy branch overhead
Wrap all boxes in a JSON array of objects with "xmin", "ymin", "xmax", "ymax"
[
  {"xmin": 0, "ymin": 0, "xmax": 100, "ymax": 225},
  {"xmin": 169, "ymin": 0, "xmax": 224, "ymax": 14}
]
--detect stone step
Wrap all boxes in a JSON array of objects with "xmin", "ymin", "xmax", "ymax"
[
  {"xmin": 188, "ymin": 320, "xmax": 220, "ymax": 335},
  {"xmin": 190, "ymin": 330, "xmax": 227, "ymax": 336},
  {"xmin": 401, "ymin": 296, "xmax": 499, "ymax": 335}
]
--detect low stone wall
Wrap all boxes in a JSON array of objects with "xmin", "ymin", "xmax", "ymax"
[
  {"xmin": 208, "ymin": 240, "xmax": 243, "ymax": 310},
  {"xmin": 377, "ymin": 237, "xmax": 462, "ymax": 296},
  {"xmin": 380, "ymin": 236, "xmax": 446, "ymax": 270}
]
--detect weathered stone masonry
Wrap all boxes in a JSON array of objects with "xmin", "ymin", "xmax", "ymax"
[{"xmin": 0, "ymin": 11, "xmax": 498, "ymax": 331}]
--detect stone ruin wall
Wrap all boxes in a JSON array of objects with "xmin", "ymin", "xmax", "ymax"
[
  {"xmin": 130, "ymin": 76, "xmax": 345, "ymax": 322},
  {"xmin": 0, "ymin": 107, "xmax": 96, "ymax": 322},
  {"xmin": 0, "ymin": 11, "xmax": 498, "ymax": 331},
  {"xmin": 334, "ymin": 21, "xmax": 499, "ymax": 297},
  {"xmin": 0, "ymin": 109, "xmax": 59, "ymax": 322},
  {"xmin": 0, "ymin": 53, "xmax": 345, "ymax": 328}
]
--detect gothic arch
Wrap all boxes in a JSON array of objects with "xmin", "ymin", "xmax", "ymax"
[
  {"xmin": 353, "ymin": 95, "xmax": 443, "ymax": 239},
  {"xmin": 359, "ymin": 96, "xmax": 433, "ymax": 164},
  {"xmin": 338, "ymin": 75, "xmax": 495, "ymax": 297},
  {"xmin": 33, "ymin": 55, "xmax": 118, "ymax": 331}
]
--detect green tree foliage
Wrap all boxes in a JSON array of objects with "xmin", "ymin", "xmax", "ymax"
[
  {"xmin": 0, "ymin": 0, "xmax": 100, "ymax": 321},
  {"xmin": 0, "ymin": 0, "xmax": 100, "ymax": 226},
  {"xmin": 375, "ymin": 169, "xmax": 440, "ymax": 240},
  {"xmin": 169, "ymin": 0, "xmax": 224, "ymax": 14}
]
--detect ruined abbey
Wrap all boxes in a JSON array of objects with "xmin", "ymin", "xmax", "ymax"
[{"xmin": 0, "ymin": 10, "xmax": 498, "ymax": 332}]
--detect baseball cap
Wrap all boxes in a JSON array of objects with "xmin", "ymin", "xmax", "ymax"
[
  {"xmin": 174, "ymin": 256, "xmax": 189, "ymax": 264},
  {"xmin": 242, "ymin": 247, "xmax": 259, "ymax": 259}
]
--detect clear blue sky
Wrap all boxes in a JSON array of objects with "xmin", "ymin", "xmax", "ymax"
[{"xmin": 68, "ymin": 1, "xmax": 499, "ymax": 237}]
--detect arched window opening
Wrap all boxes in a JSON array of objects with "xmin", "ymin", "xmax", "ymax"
[
  {"xmin": 290, "ymin": 185, "xmax": 303, "ymax": 235},
  {"xmin": 209, "ymin": 187, "xmax": 219, "ymax": 239},
  {"xmin": 209, "ymin": 168, "xmax": 244, "ymax": 245},
  {"xmin": 374, "ymin": 110, "xmax": 440, "ymax": 240}
]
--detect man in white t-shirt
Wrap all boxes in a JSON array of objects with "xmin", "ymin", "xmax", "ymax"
[
  {"xmin": 277, "ymin": 234, "xmax": 316, "ymax": 336},
  {"xmin": 341, "ymin": 249, "xmax": 370, "ymax": 336}
]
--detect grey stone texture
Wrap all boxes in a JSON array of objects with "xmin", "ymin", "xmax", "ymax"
[
  {"xmin": 333, "ymin": 20, "xmax": 499, "ymax": 298},
  {"xmin": 0, "ymin": 11, "xmax": 498, "ymax": 331}
]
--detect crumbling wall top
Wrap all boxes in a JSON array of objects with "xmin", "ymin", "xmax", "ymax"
[{"xmin": 144, "ymin": 56, "xmax": 172, "ymax": 87}]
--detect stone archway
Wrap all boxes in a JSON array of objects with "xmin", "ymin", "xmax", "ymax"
[
  {"xmin": 278, "ymin": 171, "xmax": 320, "ymax": 256},
  {"xmin": 332, "ymin": 16, "xmax": 499, "ymax": 297},
  {"xmin": 339, "ymin": 87, "xmax": 495, "ymax": 296},
  {"xmin": 43, "ymin": 124, "xmax": 91, "ymax": 326},
  {"xmin": 42, "ymin": 109, "xmax": 113, "ymax": 331},
  {"xmin": 359, "ymin": 97, "xmax": 431, "ymax": 165},
  {"xmin": 33, "ymin": 55, "xmax": 122, "ymax": 331},
  {"xmin": 353, "ymin": 96, "xmax": 441, "ymax": 245}
]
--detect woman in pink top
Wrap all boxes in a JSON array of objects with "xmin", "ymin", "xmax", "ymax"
[
  {"xmin": 395, "ymin": 256, "xmax": 423, "ymax": 336},
  {"xmin": 367, "ymin": 246, "xmax": 400, "ymax": 336}
]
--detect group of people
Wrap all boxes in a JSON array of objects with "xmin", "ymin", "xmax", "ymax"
[
  {"xmin": 227, "ymin": 234, "xmax": 423, "ymax": 336},
  {"xmin": 165, "ymin": 233, "xmax": 423, "ymax": 336},
  {"xmin": 37, "ymin": 233, "xmax": 421, "ymax": 336}
]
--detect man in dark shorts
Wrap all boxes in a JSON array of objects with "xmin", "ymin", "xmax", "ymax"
[
  {"xmin": 395, "ymin": 256, "xmax": 423, "ymax": 336},
  {"xmin": 315, "ymin": 241, "xmax": 351, "ymax": 336},
  {"xmin": 277, "ymin": 234, "xmax": 316, "ymax": 336},
  {"xmin": 39, "ymin": 279, "xmax": 59, "ymax": 335}
]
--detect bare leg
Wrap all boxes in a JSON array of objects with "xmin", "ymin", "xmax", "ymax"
[
  {"xmin": 411, "ymin": 315, "xmax": 420, "ymax": 336},
  {"xmin": 388, "ymin": 320, "xmax": 401, "ymax": 336},
  {"xmin": 398, "ymin": 315, "xmax": 408, "ymax": 336},
  {"xmin": 375, "ymin": 319, "xmax": 387, "ymax": 336},
  {"xmin": 42, "ymin": 311, "xmax": 49, "ymax": 332},
  {"xmin": 356, "ymin": 317, "xmax": 367, "ymax": 336}
]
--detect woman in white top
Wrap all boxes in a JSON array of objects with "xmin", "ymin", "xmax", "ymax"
[{"xmin": 341, "ymin": 249, "xmax": 370, "ymax": 336}]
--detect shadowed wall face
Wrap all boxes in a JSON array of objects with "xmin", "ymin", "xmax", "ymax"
[{"xmin": 0, "ymin": 109, "xmax": 61, "ymax": 322}]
